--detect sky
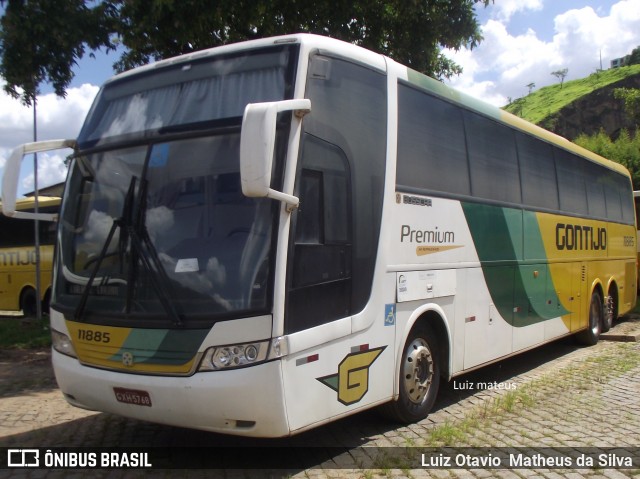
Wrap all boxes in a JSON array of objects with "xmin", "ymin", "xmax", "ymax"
[{"xmin": 1, "ymin": 0, "xmax": 640, "ymax": 197}]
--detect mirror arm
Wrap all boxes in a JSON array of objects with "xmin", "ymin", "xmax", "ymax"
[{"xmin": 2, "ymin": 139, "xmax": 76, "ymax": 221}]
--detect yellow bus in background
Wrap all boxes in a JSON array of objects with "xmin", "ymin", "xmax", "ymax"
[
  {"xmin": 635, "ymin": 191, "xmax": 640, "ymax": 289},
  {"xmin": 0, "ymin": 196, "xmax": 60, "ymax": 315}
]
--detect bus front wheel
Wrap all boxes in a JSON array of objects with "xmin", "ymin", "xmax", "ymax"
[{"xmin": 385, "ymin": 326, "xmax": 440, "ymax": 424}]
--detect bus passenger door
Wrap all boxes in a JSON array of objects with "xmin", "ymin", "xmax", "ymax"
[
  {"xmin": 279, "ymin": 135, "xmax": 391, "ymax": 432},
  {"xmin": 280, "ymin": 53, "xmax": 389, "ymax": 433},
  {"xmin": 281, "ymin": 135, "xmax": 357, "ymax": 432},
  {"xmin": 285, "ymin": 135, "xmax": 352, "ymax": 333}
]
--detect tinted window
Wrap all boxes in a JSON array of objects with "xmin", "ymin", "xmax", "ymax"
[
  {"xmin": 516, "ymin": 132, "xmax": 558, "ymax": 210},
  {"xmin": 286, "ymin": 55, "xmax": 386, "ymax": 332},
  {"xmin": 602, "ymin": 169, "xmax": 634, "ymax": 223},
  {"xmin": 0, "ymin": 206, "xmax": 58, "ymax": 247},
  {"xmin": 464, "ymin": 111, "xmax": 521, "ymax": 204},
  {"xmin": 620, "ymin": 175, "xmax": 635, "ymax": 224},
  {"xmin": 79, "ymin": 46, "xmax": 296, "ymax": 146},
  {"xmin": 295, "ymin": 169, "xmax": 322, "ymax": 244},
  {"xmin": 397, "ymin": 84, "xmax": 469, "ymax": 195},
  {"xmin": 555, "ymin": 148, "xmax": 588, "ymax": 215},
  {"xmin": 585, "ymin": 161, "xmax": 607, "ymax": 218},
  {"xmin": 287, "ymin": 135, "xmax": 352, "ymax": 331}
]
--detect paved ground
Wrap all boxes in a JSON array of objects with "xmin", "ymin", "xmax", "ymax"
[{"xmin": 1, "ymin": 316, "xmax": 640, "ymax": 478}]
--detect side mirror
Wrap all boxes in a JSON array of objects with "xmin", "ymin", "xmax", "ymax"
[
  {"xmin": 2, "ymin": 139, "xmax": 76, "ymax": 221},
  {"xmin": 240, "ymin": 99, "xmax": 311, "ymax": 209}
]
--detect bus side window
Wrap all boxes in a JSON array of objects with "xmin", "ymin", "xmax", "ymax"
[
  {"xmin": 463, "ymin": 110, "xmax": 521, "ymax": 204},
  {"xmin": 516, "ymin": 132, "xmax": 559, "ymax": 211},
  {"xmin": 396, "ymin": 83, "xmax": 469, "ymax": 197},
  {"xmin": 286, "ymin": 135, "xmax": 352, "ymax": 333},
  {"xmin": 555, "ymin": 148, "xmax": 588, "ymax": 216}
]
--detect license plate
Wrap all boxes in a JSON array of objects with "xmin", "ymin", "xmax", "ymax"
[{"xmin": 113, "ymin": 387, "xmax": 152, "ymax": 407}]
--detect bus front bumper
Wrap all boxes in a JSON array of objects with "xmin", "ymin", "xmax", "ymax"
[{"xmin": 52, "ymin": 350, "xmax": 291, "ymax": 437}]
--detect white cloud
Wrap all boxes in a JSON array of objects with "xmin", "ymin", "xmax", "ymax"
[
  {"xmin": 493, "ymin": 0, "xmax": 544, "ymax": 22},
  {"xmin": 0, "ymin": 82, "xmax": 98, "ymax": 196},
  {"xmin": 444, "ymin": 0, "xmax": 640, "ymax": 106},
  {"xmin": 20, "ymin": 153, "xmax": 69, "ymax": 193}
]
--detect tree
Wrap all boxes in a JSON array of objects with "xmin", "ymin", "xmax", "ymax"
[
  {"xmin": 507, "ymin": 97, "xmax": 526, "ymax": 117},
  {"xmin": 576, "ymin": 129, "xmax": 640, "ymax": 189},
  {"xmin": 0, "ymin": 0, "xmax": 117, "ymax": 104},
  {"xmin": 551, "ymin": 68, "xmax": 568, "ymax": 89},
  {"xmin": 629, "ymin": 45, "xmax": 640, "ymax": 66},
  {"xmin": 526, "ymin": 82, "xmax": 535, "ymax": 94},
  {"xmin": 1, "ymin": 0, "xmax": 491, "ymax": 104},
  {"xmin": 614, "ymin": 87, "xmax": 640, "ymax": 124}
]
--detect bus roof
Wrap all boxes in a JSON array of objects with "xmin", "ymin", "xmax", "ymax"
[
  {"xmin": 104, "ymin": 33, "xmax": 387, "ymax": 86},
  {"xmin": 0, "ymin": 196, "xmax": 61, "ymax": 213},
  {"xmin": 102, "ymin": 33, "xmax": 630, "ymax": 180}
]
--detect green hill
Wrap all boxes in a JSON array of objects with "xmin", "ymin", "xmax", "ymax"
[{"xmin": 503, "ymin": 64, "xmax": 640, "ymax": 131}]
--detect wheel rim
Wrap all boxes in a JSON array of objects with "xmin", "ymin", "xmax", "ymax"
[
  {"xmin": 604, "ymin": 295, "xmax": 614, "ymax": 329},
  {"xmin": 402, "ymin": 338, "xmax": 434, "ymax": 405}
]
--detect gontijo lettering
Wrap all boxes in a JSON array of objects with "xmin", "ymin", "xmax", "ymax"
[
  {"xmin": 0, "ymin": 250, "xmax": 38, "ymax": 266},
  {"xmin": 555, "ymin": 223, "xmax": 606, "ymax": 251}
]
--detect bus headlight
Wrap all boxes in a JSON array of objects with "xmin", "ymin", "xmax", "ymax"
[
  {"xmin": 199, "ymin": 341, "xmax": 269, "ymax": 371},
  {"xmin": 51, "ymin": 329, "xmax": 77, "ymax": 358}
]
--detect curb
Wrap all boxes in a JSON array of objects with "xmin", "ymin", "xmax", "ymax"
[
  {"xmin": 599, "ymin": 314, "xmax": 640, "ymax": 342},
  {"xmin": 600, "ymin": 331, "xmax": 640, "ymax": 342}
]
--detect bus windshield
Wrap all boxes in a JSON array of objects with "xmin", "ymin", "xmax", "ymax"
[{"xmin": 53, "ymin": 46, "xmax": 297, "ymax": 324}]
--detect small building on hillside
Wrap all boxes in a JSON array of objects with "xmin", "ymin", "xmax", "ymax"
[{"xmin": 611, "ymin": 56, "xmax": 630, "ymax": 69}]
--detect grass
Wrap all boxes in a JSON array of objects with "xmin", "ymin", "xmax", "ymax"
[
  {"xmin": 0, "ymin": 317, "xmax": 51, "ymax": 349},
  {"xmin": 503, "ymin": 64, "xmax": 640, "ymax": 125},
  {"xmin": 371, "ymin": 342, "xmax": 640, "ymax": 471}
]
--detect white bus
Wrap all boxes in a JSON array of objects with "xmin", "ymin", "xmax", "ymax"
[{"xmin": 2, "ymin": 34, "xmax": 636, "ymax": 437}]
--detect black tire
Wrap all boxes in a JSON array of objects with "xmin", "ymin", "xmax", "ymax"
[
  {"xmin": 42, "ymin": 289, "xmax": 52, "ymax": 316},
  {"xmin": 383, "ymin": 325, "xmax": 440, "ymax": 424},
  {"xmin": 575, "ymin": 291, "xmax": 603, "ymax": 346},
  {"xmin": 20, "ymin": 288, "xmax": 38, "ymax": 318}
]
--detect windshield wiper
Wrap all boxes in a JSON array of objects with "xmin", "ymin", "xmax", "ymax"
[
  {"xmin": 125, "ymin": 178, "xmax": 183, "ymax": 326},
  {"xmin": 74, "ymin": 177, "xmax": 183, "ymax": 326},
  {"xmin": 74, "ymin": 177, "xmax": 136, "ymax": 322}
]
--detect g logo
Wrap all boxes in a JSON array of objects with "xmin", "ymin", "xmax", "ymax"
[{"xmin": 317, "ymin": 346, "xmax": 386, "ymax": 405}]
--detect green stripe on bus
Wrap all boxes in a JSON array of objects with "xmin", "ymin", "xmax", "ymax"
[
  {"xmin": 462, "ymin": 203, "xmax": 567, "ymax": 326},
  {"xmin": 111, "ymin": 328, "xmax": 208, "ymax": 365}
]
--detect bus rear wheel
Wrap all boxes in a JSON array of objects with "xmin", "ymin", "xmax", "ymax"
[
  {"xmin": 384, "ymin": 326, "xmax": 440, "ymax": 424},
  {"xmin": 575, "ymin": 291, "xmax": 603, "ymax": 346},
  {"xmin": 602, "ymin": 290, "xmax": 617, "ymax": 333},
  {"xmin": 20, "ymin": 288, "xmax": 38, "ymax": 318}
]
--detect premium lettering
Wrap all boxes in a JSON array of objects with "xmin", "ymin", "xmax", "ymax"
[{"xmin": 400, "ymin": 225, "xmax": 455, "ymax": 244}]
